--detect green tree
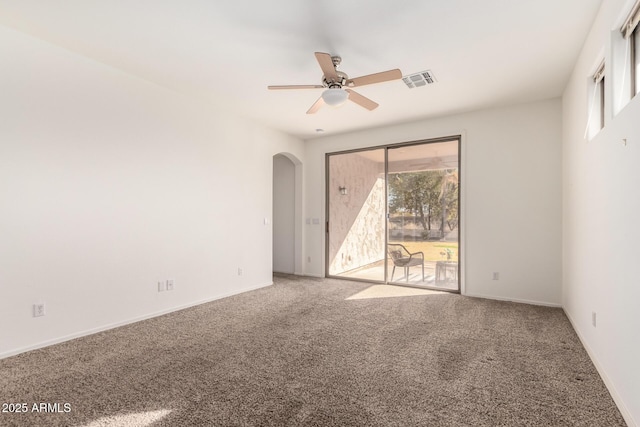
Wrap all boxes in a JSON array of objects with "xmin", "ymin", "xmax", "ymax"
[
  {"xmin": 439, "ymin": 170, "xmax": 459, "ymax": 232},
  {"xmin": 388, "ymin": 170, "xmax": 445, "ymax": 233}
]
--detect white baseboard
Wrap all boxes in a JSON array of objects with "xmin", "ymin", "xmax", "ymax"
[
  {"xmin": 563, "ymin": 309, "xmax": 636, "ymax": 427},
  {"xmin": 464, "ymin": 292, "xmax": 562, "ymax": 308},
  {"xmin": 0, "ymin": 281, "xmax": 273, "ymax": 360},
  {"xmin": 303, "ymin": 273, "xmax": 324, "ymax": 278}
]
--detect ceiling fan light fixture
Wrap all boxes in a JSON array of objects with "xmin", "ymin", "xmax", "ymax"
[
  {"xmin": 268, "ymin": 52, "xmax": 401, "ymax": 113},
  {"xmin": 321, "ymin": 88, "xmax": 348, "ymax": 107}
]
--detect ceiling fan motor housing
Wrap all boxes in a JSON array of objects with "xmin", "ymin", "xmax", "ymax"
[{"xmin": 323, "ymin": 71, "xmax": 348, "ymax": 89}]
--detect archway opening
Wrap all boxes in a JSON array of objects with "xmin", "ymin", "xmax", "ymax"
[{"xmin": 273, "ymin": 153, "xmax": 302, "ymax": 275}]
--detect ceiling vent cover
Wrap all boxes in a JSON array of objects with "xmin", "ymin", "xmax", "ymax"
[{"xmin": 403, "ymin": 70, "xmax": 436, "ymax": 88}]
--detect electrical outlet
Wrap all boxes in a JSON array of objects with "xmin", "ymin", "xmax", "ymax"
[
  {"xmin": 592, "ymin": 312, "xmax": 597, "ymax": 327},
  {"xmin": 237, "ymin": 268, "xmax": 243, "ymax": 276},
  {"xmin": 33, "ymin": 303, "xmax": 46, "ymax": 317},
  {"xmin": 166, "ymin": 279, "xmax": 174, "ymax": 291},
  {"xmin": 492, "ymin": 272, "xmax": 500, "ymax": 280},
  {"xmin": 158, "ymin": 281, "xmax": 166, "ymax": 292},
  {"xmin": 307, "ymin": 256, "xmax": 311, "ymax": 263}
]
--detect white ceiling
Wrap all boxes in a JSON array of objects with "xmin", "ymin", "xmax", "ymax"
[{"xmin": 0, "ymin": 0, "xmax": 602, "ymax": 139}]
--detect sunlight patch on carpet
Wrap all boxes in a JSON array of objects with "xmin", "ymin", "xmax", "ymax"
[
  {"xmin": 82, "ymin": 409, "xmax": 172, "ymax": 427},
  {"xmin": 346, "ymin": 284, "xmax": 446, "ymax": 300}
]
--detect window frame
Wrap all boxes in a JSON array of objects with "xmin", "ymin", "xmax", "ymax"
[
  {"xmin": 600, "ymin": 76, "xmax": 605, "ymax": 129},
  {"xmin": 632, "ymin": 25, "xmax": 639, "ymax": 97},
  {"xmin": 594, "ymin": 61, "xmax": 605, "ymax": 131}
]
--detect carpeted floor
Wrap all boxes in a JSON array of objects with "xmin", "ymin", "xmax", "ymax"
[{"xmin": 0, "ymin": 275, "xmax": 626, "ymax": 426}]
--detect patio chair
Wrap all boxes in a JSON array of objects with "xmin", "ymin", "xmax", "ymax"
[{"xmin": 388, "ymin": 244, "xmax": 425, "ymax": 282}]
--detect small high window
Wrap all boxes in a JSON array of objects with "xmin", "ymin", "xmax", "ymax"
[
  {"xmin": 594, "ymin": 62, "xmax": 605, "ymax": 130},
  {"xmin": 633, "ymin": 25, "xmax": 639, "ymax": 96},
  {"xmin": 585, "ymin": 60, "xmax": 605, "ymax": 139},
  {"xmin": 621, "ymin": 0, "xmax": 640, "ymax": 97}
]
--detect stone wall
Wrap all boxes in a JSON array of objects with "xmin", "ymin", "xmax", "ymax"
[{"xmin": 328, "ymin": 152, "xmax": 385, "ymax": 275}]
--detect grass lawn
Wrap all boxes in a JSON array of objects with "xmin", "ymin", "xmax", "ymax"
[{"xmin": 390, "ymin": 240, "xmax": 459, "ymax": 262}]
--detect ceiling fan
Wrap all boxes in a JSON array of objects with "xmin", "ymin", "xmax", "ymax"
[{"xmin": 268, "ymin": 52, "xmax": 402, "ymax": 114}]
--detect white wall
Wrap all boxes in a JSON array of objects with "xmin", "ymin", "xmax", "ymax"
[
  {"xmin": 562, "ymin": 0, "xmax": 640, "ymax": 424},
  {"xmin": 305, "ymin": 99, "xmax": 563, "ymax": 306},
  {"xmin": 272, "ymin": 154, "xmax": 295, "ymax": 274},
  {"xmin": 0, "ymin": 25, "xmax": 304, "ymax": 358}
]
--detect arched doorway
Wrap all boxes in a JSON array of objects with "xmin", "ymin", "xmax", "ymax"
[{"xmin": 273, "ymin": 153, "xmax": 302, "ymax": 274}]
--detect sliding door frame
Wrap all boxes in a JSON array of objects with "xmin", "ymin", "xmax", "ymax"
[
  {"xmin": 325, "ymin": 135, "xmax": 462, "ymax": 293},
  {"xmin": 324, "ymin": 146, "xmax": 387, "ymax": 284}
]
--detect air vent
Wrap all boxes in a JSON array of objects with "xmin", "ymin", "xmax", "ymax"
[{"xmin": 403, "ymin": 70, "xmax": 437, "ymax": 88}]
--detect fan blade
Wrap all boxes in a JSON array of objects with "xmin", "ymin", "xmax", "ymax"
[
  {"xmin": 268, "ymin": 85, "xmax": 324, "ymax": 90},
  {"xmin": 306, "ymin": 96, "xmax": 325, "ymax": 114},
  {"xmin": 346, "ymin": 69, "xmax": 402, "ymax": 87},
  {"xmin": 315, "ymin": 52, "xmax": 338, "ymax": 82},
  {"xmin": 346, "ymin": 89, "xmax": 378, "ymax": 111}
]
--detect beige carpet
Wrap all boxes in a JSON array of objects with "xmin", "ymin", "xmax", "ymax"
[{"xmin": 0, "ymin": 275, "xmax": 626, "ymax": 426}]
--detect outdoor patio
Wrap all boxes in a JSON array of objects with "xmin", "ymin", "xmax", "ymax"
[{"xmin": 339, "ymin": 258, "xmax": 459, "ymax": 291}]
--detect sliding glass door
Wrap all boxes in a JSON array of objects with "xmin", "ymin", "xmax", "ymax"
[
  {"xmin": 326, "ymin": 148, "xmax": 386, "ymax": 282},
  {"xmin": 387, "ymin": 141, "xmax": 459, "ymax": 290},
  {"xmin": 326, "ymin": 137, "xmax": 460, "ymax": 292}
]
